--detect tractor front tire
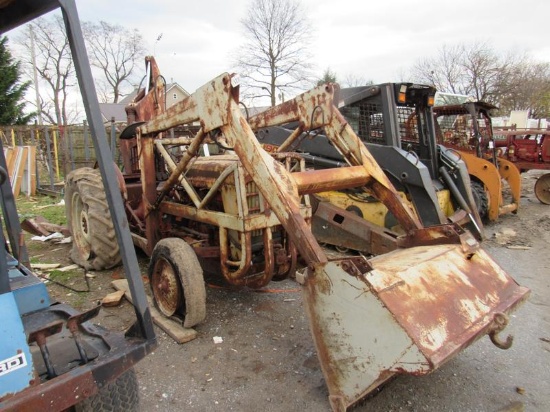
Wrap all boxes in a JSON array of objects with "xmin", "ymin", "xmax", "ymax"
[
  {"xmin": 65, "ymin": 167, "xmax": 121, "ymax": 270},
  {"xmin": 74, "ymin": 368, "xmax": 139, "ymax": 412},
  {"xmin": 149, "ymin": 238, "xmax": 206, "ymax": 328}
]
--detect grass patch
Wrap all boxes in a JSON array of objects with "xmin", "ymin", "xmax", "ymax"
[
  {"xmin": 16, "ymin": 194, "xmax": 66, "ymax": 226},
  {"xmin": 47, "ymin": 269, "xmax": 76, "ymax": 283}
]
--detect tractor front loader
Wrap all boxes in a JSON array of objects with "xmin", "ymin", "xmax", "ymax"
[{"xmin": 66, "ymin": 59, "xmax": 529, "ymax": 411}]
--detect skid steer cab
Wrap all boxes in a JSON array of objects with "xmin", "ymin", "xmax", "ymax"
[
  {"xmin": 65, "ymin": 56, "xmax": 529, "ymax": 411},
  {"xmin": 0, "ymin": 1, "xmax": 156, "ymax": 411}
]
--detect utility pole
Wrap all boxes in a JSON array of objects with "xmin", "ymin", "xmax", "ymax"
[{"xmin": 29, "ymin": 25, "xmax": 43, "ymax": 125}]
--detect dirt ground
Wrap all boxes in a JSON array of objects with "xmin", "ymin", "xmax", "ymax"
[{"xmin": 33, "ymin": 169, "xmax": 550, "ymax": 412}]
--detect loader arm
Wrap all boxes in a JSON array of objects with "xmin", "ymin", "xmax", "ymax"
[{"xmin": 247, "ymin": 84, "xmax": 423, "ymax": 233}]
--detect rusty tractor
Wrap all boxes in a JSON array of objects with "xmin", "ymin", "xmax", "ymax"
[
  {"xmin": 492, "ymin": 126, "xmax": 550, "ymax": 205},
  {"xmin": 65, "ymin": 57, "xmax": 529, "ymax": 411}
]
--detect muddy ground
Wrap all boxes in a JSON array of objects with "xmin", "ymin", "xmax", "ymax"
[{"xmin": 32, "ymin": 170, "xmax": 550, "ymax": 412}]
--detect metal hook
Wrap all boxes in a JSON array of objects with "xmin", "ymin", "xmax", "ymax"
[{"xmin": 488, "ymin": 312, "xmax": 514, "ymax": 350}]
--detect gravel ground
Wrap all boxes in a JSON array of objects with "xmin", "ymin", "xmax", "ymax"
[{"xmin": 43, "ymin": 170, "xmax": 550, "ymax": 412}]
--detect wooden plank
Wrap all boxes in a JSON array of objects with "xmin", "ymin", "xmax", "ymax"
[
  {"xmin": 102, "ymin": 290, "xmax": 126, "ymax": 307},
  {"xmin": 111, "ymin": 279, "xmax": 198, "ymax": 343},
  {"xmin": 58, "ymin": 264, "xmax": 80, "ymax": 272},
  {"xmin": 24, "ymin": 146, "xmax": 37, "ymax": 196},
  {"xmin": 31, "ymin": 263, "xmax": 61, "ymax": 270},
  {"xmin": 13, "ymin": 146, "xmax": 28, "ymax": 197},
  {"xmin": 6, "ymin": 146, "xmax": 19, "ymax": 185},
  {"xmin": 3, "ymin": 147, "xmax": 13, "ymax": 171}
]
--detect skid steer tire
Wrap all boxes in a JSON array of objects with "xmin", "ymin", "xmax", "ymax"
[
  {"xmin": 148, "ymin": 238, "xmax": 206, "ymax": 328},
  {"xmin": 471, "ymin": 180, "xmax": 489, "ymax": 221},
  {"xmin": 65, "ymin": 167, "xmax": 121, "ymax": 270},
  {"xmin": 74, "ymin": 368, "xmax": 139, "ymax": 412}
]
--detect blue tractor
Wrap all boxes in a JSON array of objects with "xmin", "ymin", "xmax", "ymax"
[{"xmin": 0, "ymin": 1, "xmax": 156, "ymax": 410}]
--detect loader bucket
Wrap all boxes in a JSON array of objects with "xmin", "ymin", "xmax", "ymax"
[{"xmin": 302, "ymin": 244, "xmax": 529, "ymax": 412}]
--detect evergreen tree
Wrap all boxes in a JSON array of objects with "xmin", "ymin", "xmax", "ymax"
[
  {"xmin": 0, "ymin": 36, "xmax": 33, "ymax": 125},
  {"xmin": 317, "ymin": 68, "xmax": 338, "ymax": 86}
]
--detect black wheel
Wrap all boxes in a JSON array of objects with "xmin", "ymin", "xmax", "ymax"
[
  {"xmin": 534, "ymin": 173, "xmax": 550, "ymax": 205},
  {"xmin": 471, "ymin": 180, "xmax": 489, "ymax": 220},
  {"xmin": 148, "ymin": 238, "xmax": 206, "ymax": 328},
  {"xmin": 65, "ymin": 167, "xmax": 121, "ymax": 270},
  {"xmin": 74, "ymin": 368, "xmax": 139, "ymax": 412}
]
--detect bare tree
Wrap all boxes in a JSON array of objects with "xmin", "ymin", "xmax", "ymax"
[
  {"xmin": 411, "ymin": 41, "xmax": 550, "ymax": 117},
  {"xmin": 236, "ymin": 0, "xmax": 314, "ymax": 106},
  {"xmin": 461, "ymin": 42, "xmax": 502, "ymax": 101},
  {"xmin": 497, "ymin": 60, "xmax": 550, "ymax": 118},
  {"xmin": 83, "ymin": 21, "xmax": 145, "ymax": 103},
  {"xmin": 411, "ymin": 41, "xmax": 510, "ymax": 101},
  {"xmin": 17, "ymin": 15, "xmax": 77, "ymax": 125},
  {"xmin": 412, "ymin": 44, "xmax": 470, "ymax": 96},
  {"xmin": 342, "ymin": 73, "xmax": 373, "ymax": 88}
]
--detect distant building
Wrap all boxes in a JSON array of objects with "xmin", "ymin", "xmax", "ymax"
[{"xmin": 165, "ymin": 83, "xmax": 189, "ymax": 108}]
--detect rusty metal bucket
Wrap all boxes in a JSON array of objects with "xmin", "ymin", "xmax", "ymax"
[{"xmin": 300, "ymin": 244, "xmax": 529, "ymax": 412}]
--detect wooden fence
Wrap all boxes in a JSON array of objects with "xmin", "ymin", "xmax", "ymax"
[
  {"xmin": 1, "ymin": 121, "xmax": 200, "ymax": 196},
  {"xmin": 0, "ymin": 121, "xmax": 121, "ymax": 195}
]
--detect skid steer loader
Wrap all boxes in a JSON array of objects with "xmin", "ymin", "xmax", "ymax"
[
  {"xmin": 433, "ymin": 100, "xmax": 521, "ymax": 220},
  {"xmin": 254, "ymin": 83, "xmax": 486, "ymax": 239},
  {"xmin": 65, "ymin": 58, "xmax": 529, "ymax": 411}
]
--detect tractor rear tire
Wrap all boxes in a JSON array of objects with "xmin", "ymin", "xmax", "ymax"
[
  {"xmin": 65, "ymin": 167, "xmax": 121, "ymax": 270},
  {"xmin": 471, "ymin": 180, "xmax": 489, "ymax": 221},
  {"xmin": 74, "ymin": 368, "xmax": 139, "ymax": 412},
  {"xmin": 148, "ymin": 238, "xmax": 206, "ymax": 328}
]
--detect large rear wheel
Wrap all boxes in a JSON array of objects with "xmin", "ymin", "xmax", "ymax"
[
  {"xmin": 148, "ymin": 238, "xmax": 206, "ymax": 328},
  {"xmin": 65, "ymin": 167, "xmax": 121, "ymax": 270}
]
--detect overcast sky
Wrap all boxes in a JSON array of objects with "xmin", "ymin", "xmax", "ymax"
[{"xmin": 9, "ymin": 0, "xmax": 550, "ymax": 98}]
